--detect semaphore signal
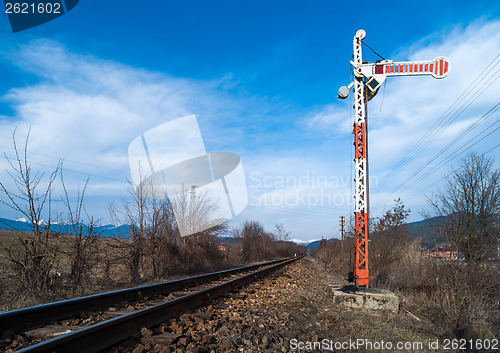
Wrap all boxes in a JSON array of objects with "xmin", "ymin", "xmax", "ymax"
[{"xmin": 338, "ymin": 29, "xmax": 449, "ymax": 287}]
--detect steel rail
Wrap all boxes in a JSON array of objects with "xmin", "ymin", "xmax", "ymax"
[
  {"xmin": 0, "ymin": 257, "xmax": 290, "ymax": 335},
  {"xmin": 15, "ymin": 257, "xmax": 299, "ymax": 353}
]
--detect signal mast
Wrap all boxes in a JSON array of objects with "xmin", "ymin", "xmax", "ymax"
[{"xmin": 338, "ymin": 29, "xmax": 449, "ymax": 287}]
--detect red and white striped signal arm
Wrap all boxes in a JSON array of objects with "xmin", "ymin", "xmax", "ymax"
[
  {"xmin": 354, "ymin": 56, "xmax": 451, "ymax": 97},
  {"xmin": 373, "ymin": 56, "xmax": 450, "ymax": 79}
]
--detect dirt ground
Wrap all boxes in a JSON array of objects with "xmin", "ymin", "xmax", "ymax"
[{"xmin": 111, "ymin": 256, "xmax": 446, "ymax": 353}]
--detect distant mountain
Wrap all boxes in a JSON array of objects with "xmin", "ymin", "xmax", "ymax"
[
  {"xmin": 287, "ymin": 217, "xmax": 445, "ymax": 251},
  {"xmin": 308, "ymin": 238, "xmax": 343, "ymax": 250},
  {"xmin": 215, "ymin": 236, "xmax": 328, "ymax": 251},
  {"xmin": 303, "ymin": 240, "xmax": 322, "ymax": 250},
  {"xmin": 0, "ymin": 218, "xmax": 129, "ymax": 238},
  {"xmin": 289, "ymin": 238, "xmax": 325, "ymax": 250},
  {"xmin": 405, "ymin": 216, "xmax": 445, "ymax": 249},
  {"xmin": 406, "ymin": 216, "xmax": 443, "ymax": 237},
  {"xmin": 0, "ymin": 216, "xmax": 454, "ymax": 247},
  {"xmin": 0, "ymin": 218, "xmax": 33, "ymax": 232},
  {"xmin": 217, "ymin": 236, "xmax": 239, "ymax": 245},
  {"xmin": 290, "ymin": 238, "xmax": 309, "ymax": 244}
]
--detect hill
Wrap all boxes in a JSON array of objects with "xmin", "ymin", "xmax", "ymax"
[{"xmin": 0, "ymin": 216, "xmax": 460, "ymax": 250}]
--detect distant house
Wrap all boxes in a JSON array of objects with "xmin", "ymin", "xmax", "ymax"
[
  {"xmin": 430, "ymin": 247, "xmax": 457, "ymax": 260},
  {"xmin": 218, "ymin": 242, "xmax": 226, "ymax": 251}
]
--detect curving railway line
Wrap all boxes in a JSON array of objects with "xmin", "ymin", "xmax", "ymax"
[{"xmin": 0, "ymin": 257, "xmax": 300, "ymax": 353}]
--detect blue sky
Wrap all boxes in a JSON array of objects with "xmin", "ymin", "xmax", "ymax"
[{"xmin": 0, "ymin": 1, "xmax": 499, "ymax": 241}]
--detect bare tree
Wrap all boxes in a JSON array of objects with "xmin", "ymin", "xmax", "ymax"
[
  {"xmin": 233, "ymin": 221, "xmax": 277, "ymax": 262},
  {"xmin": 169, "ymin": 185, "xmax": 227, "ymax": 237},
  {"xmin": 110, "ymin": 172, "xmax": 184, "ymax": 282},
  {"xmin": 168, "ymin": 186, "xmax": 231, "ymax": 273},
  {"xmin": 111, "ymin": 166, "xmax": 235, "ymax": 281},
  {"xmin": 316, "ymin": 238, "xmax": 340, "ymax": 270},
  {"xmin": 274, "ymin": 223, "xmax": 290, "ymax": 242},
  {"xmin": 427, "ymin": 152, "xmax": 500, "ymax": 262},
  {"xmin": 418, "ymin": 153, "xmax": 500, "ymax": 339},
  {"xmin": 59, "ymin": 173, "xmax": 100, "ymax": 292},
  {"xmin": 146, "ymin": 194, "xmax": 179, "ymax": 278},
  {"xmin": 0, "ymin": 129, "xmax": 61, "ymax": 298},
  {"xmin": 109, "ymin": 179, "xmax": 149, "ymax": 283},
  {"xmin": 369, "ymin": 198, "xmax": 411, "ymax": 285}
]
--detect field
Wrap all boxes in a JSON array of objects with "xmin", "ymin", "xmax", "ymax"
[{"xmin": 0, "ymin": 226, "xmax": 304, "ymax": 312}]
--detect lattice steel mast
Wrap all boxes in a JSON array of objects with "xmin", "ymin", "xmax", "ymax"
[{"xmin": 338, "ymin": 29, "xmax": 449, "ymax": 287}]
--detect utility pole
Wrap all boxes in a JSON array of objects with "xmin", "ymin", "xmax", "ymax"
[
  {"xmin": 339, "ymin": 216, "xmax": 345, "ymax": 251},
  {"xmin": 338, "ymin": 29, "xmax": 449, "ymax": 287}
]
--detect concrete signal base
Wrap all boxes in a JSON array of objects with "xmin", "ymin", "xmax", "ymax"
[{"xmin": 330, "ymin": 285, "xmax": 400, "ymax": 313}]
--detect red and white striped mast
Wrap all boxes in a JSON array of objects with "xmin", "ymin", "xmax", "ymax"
[{"xmin": 338, "ymin": 29, "xmax": 449, "ymax": 287}]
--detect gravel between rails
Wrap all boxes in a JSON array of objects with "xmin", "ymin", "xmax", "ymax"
[
  {"xmin": 2, "ymin": 256, "xmax": 440, "ymax": 353},
  {"xmin": 104, "ymin": 256, "xmax": 437, "ymax": 353},
  {"xmin": 0, "ymin": 261, "xmax": 290, "ymax": 352}
]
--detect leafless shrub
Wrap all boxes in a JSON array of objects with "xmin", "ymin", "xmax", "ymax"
[
  {"xmin": 232, "ymin": 220, "xmax": 279, "ymax": 262},
  {"xmin": 0, "ymin": 129, "xmax": 61, "ymax": 299},
  {"xmin": 384, "ymin": 250, "xmax": 499, "ymax": 341},
  {"xmin": 430, "ymin": 261, "xmax": 498, "ymax": 339},
  {"xmin": 109, "ymin": 179, "xmax": 155, "ymax": 283},
  {"xmin": 426, "ymin": 152, "xmax": 500, "ymax": 262},
  {"xmin": 177, "ymin": 224, "xmax": 228, "ymax": 274},
  {"xmin": 315, "ymin": 235, "xmax": 353, "ymax": 277},
  {"xmin": 273, "ymin": 223, "xmax": 304, "ymax": 257},
  {"xmin": 59, "ymin": 174, "xmax": 100, "ymax": 293},
  {"xmin": 377, "ymin": 153, "xmax": 500, "ymax": 341},
  {"xmin": 169, "ymin": 185, "xmax": 227, "ymax": 237},
  {"xmin": 142, "ymin": 194, "xmax": 178, "ymax": 279},
  {"xmin": 420, "ymin": 152, "xmax": 500, "ymax": 339},
  {"xmin": 369, "ymin": 198, "xmax": 411, "ymax": 286},
  {"xmin": 316, "ymin": 199, "xmax": 410, "ymax": 285},
  {"xmin": 109, "ymin": 175, "xmax": 238, "ymax": 282}
]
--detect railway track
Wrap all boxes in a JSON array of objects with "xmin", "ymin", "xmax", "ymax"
[{"xmin": 0, "ymin": 257, "xmax": 299, "ymax": 353}]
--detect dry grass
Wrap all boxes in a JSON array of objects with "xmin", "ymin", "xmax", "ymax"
[
  {"xmin": 379, "ymin": 248, "xmax": 500, "ymax": 343},
  {"xmin": 316, "ymin": 237, "xmax": 499, "ymax": 348},
  {"xmin": 0, "ymin": 230, "xmax": 29, "ymax": 256},
  {"xmin": 0, "ymin": 228, "xmax": 298, "ymax": 312}
]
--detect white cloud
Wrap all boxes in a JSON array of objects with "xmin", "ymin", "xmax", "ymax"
[
  {"xmin": 0, "ymin": 39, "xmax": 238, "ymax": 184},
  {"xmin": 1, "ymin": 19, "xmax": 499, "ymax": 240},
  {"xmin": 0, "ymin": 39, "xmax": 251, "ymax": 222},
  {"xmin": 303, "ymin": 103, "xmax": 353, "ymax": 136}
]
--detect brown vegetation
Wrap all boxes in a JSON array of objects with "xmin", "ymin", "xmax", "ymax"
[
  {"xmin": 0, "ymin": 131, "xmax": 302, "ymax": 312},
  {"xmin": 0, "ymin": 129, "xmax": 61, "ymax": 299},
  {"xmin": 0, "ymin": 220, "xmax": 302, "ymax": 312},
  {"xmin": 232, "ymin": 221, "xmax": 306, "ymax": 263},
  {"xmin": 316, "ymin": 152, "xmax": 500, "ymax": 344}
]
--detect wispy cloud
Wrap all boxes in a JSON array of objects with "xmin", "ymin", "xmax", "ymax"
[
  {"xmin": 303, "ymin": 104, "xmax": 352, "ymax": 136},
  {"xmin": 1, "ymin": 39, "xmax": 239, "ymax": 177},
  {"xmin": 0, "ymin": 18, "xmax": 498, "ymax": 240},
  {"xmin": 0, "ymin": 39, "xmax": 255, "ymax": 222}
]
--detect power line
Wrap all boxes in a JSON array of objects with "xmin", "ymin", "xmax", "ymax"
[
  {"xmin": 1, "ymin": 154, "xmax": 127, "ymax": 183},
  {"xmin": 384, "ymin": 102, "xmax": 500, "ymax": 201},
  {"xmin": 402, "ymin": 119, "xmax": 500, "ymax": 194},
  {"xmin": 405, "ymin": 139, "xmax": 500, "ymax": 202},
  {"xmin": 380, "ymin": 61, "xmax": 500, "ymax": 189},
  {"xmin": 0, "ymin": 143, "xmax": 126, "ymax": 175},
  {"xmin": 390, "ymin": 53, "xmax": 500, "ymax": 177},
  {"xmin": 379, "ymin": 52, "xmax": 500, "ymax": 189}
]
